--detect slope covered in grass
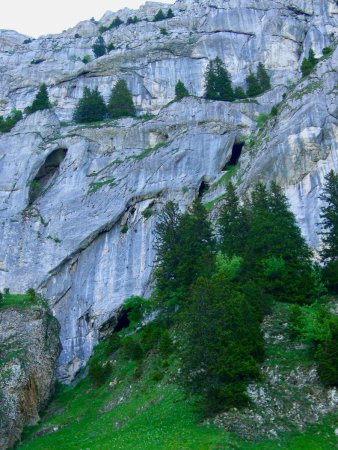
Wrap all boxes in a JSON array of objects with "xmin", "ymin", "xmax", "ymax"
[{"xmin": 18, "ymin": 302, "xmax": 337, "ymax": 450}]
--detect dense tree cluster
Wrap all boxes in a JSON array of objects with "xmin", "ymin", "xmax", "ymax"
[
  {"xmin": 204, "ymin": 58, "xmax": 271, "ymax": 101},
  {"xmin": 73, "ymin": 80, "xmax": 135, "ymax": 123}
]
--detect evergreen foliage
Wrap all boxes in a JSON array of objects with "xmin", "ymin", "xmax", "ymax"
[
  {"xmin": 127, "ymin": 16, "xmax": 140, "ymax": 24},
  {"xmin": 73, "ymin": 87, "xmax": 107, "ymax": 123},
  {"xmin": 27, "ymin": 84, "xmax": 51, "ymax": 113},
  {"xmin": 154, "ymin": 9, "xmax": 166, "ymax": 21},
  {"xmin": 257, "ymin": 62, "xmax": 271, "ymax": 92},
  {"xmin": 301, "ymin": 48, "xmax": 318, "ymax": 77},
  {"xmin": 234, "ymin": 86, "xmax": 247, "ymax": 99},
  {"xmin": 246, "ymin": 71, "xmax": 262, "ymax": 97},
  {"xmin": 204, "ymin": 57, "xmax": 234, "ymax": 101},
  {"xmin": 0, "ymin": 109, "xmax": 23, "ymax": 133},
  {"xmin": 167, "ymin": 8, "xmax": 175, "ymax": 18},
  {"xmin": 92, "ymin": 36, "xmax": 106, "ymax": 58},
  {"xmin": 320, "ymin": 170, "xmax": 338, "ymax": 293},
  {"xmin": 107, "ymin": 79, "xmax": 136, "ymax": 119},
  {"xmin": 175, "ymin": 80, "xmax": 189, "ymax": 100},
  {"xmin": 110, "ymin": 16, "xmax": 124, "ymax": 28}
]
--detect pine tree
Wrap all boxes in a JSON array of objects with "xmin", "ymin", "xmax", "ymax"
[
  {"xmin": 246, "ymin": 71, "xmax": 262, "ymax": 97},
  {"xmin": 107, "ymin": 79, "xmax": 136, "ymax": 119},
  {"xmin": 204, "ymin": 57, "xmax": 234, "ymax": 101},
  {"xmin": 73, "ymin": 87, "xmax": 107, "ymax": 123},
  {"xmin": 218, "ymin": 182, "xmax": 248, "ymax": 258},
  {"xmin": 0, "ymin": 109, "xmax": 23, "ymax": 132},
  {"xmin": 154, "ymin": 9, "xmax": 166, "ymax": 21},
  {"xmin": 320, "ymin": 170, "xmax": 338, "ymax": 293},
  {"xmin": 234, "ymin": 86, "xmax": 247, "ymax": 99},
  {"xmin": 167, "ymin": 8, "xmax": 174, "ymax": 18},
  {"xmin": 246, "ymin": 182, "xmax": 317, "ymax": 304},
  {"xmin": 180, "ymin": 271, "xmax": 263, "ymax": 415},
  {"xmin": 301, "ymin": 48, "xmax": 318, "ymax": 77},
  {"xmin": 29, "ymin": 84, "xmax": 51, "ymax": 113},
  {"xmin": 257, "ymin": 63, "xmax": 271, "ymax": 92},
  {"xmin": 175, "ymin": 80, "xmax": 189, "ymax": 100},
  {"xmin": 92, "ymin": 36, "xmax": 106, "ymax": 58}
]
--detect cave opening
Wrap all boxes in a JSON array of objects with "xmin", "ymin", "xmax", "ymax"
[
  {"xmin": 222, "ymin": 142, "xmax": 244, "ymax": 171},
  {"xmin": 198, "ymin": 180, "xmax": 210, "ymax": 197},
  {"xmin": 114, "ymin": 309, "xmax": 130, "ymax": 332},
  {"xmin": 29, "ymin": 148, "xmax": 68, "ymax": 204}
]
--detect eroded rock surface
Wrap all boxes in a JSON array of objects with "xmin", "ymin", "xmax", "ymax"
[
  {"xmin": 0, "ymin": 302, "xmax": 60, "ymax": 449},
  {"xmin": 0, "ymin": 0, "xmax": 337, "ymax": 380}
]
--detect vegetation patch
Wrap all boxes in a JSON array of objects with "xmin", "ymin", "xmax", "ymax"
[{"xmin": 88, "ymin": 178, "xmax": 116, "ymax": 194}]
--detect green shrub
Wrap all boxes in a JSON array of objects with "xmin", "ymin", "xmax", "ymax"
[
  {"xmin": 127, "ymin": 16, "xmax": 140, "ymax": 24},
  {"xmin": 142, "ymin": 208, "xmax": 153, "ymax": 219},
  {"xmin": 110, "ymin": 17, "xmax": 124, "ymax": 28},
  {"xmin": 255, "ymin": 113, "xmax": 270, "ymax": 128},
  {"xmin": 140, "ymin": 323, "xmax": 163, "ymax": 352},
  {"xmin": 30, "ymin": 58, "xmax": 45, "ymax": 65},
  {"xmin": 26, "ymin": 288, "xmax": 37, "ymax": 302},
  {"xmin": 151, "ymin": 369, "xmax": 163, "ymax": 382},
  {"xmin": 124, "ymin": 296, "xmax": 151, "ymax": 327},
  {"xmin": 107, "ymin": 42, "xmax": 115, "ymax": 52},
  {"xmin": 160, "ymin": 28, "xmax": 168, "ymax": 35},
  {"xmin": 105, "ymin": 334, "xmax": 121, "ymax": 356},
  {"xmin": 158, "ymin": 331, "xmax": 174, "ymax": 357},
  {"xmin": 301, "ymin": 48, "xmax": 318, "ymax": 77},
  {"xmin": 322, "ymin": 47, "xmax": 333, "ymax": 57},
  {"xmin": 122, "ymin": 336, "xmax": 144, "ymax": 361},
  {"xmin": 270, "ymin": 105, "xmax": 278, "ymax": 116},
  {"xmin": 121, "ymin": 224, "xmax": 129, "ymax": 234},
  {"xmin": 88, "ymin": 356, "xmax": 112, "ymax": 386},
  {"xmin": 0, "ymin": 109, "xmax": 23, "ymax": 133},
  {"xmin": 82, "ymin": 55, "xmax": 91, "ymax": 64}
]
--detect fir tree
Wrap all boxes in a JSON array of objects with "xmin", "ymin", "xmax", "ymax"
[
  {"xmin": 246, "ymin": 71, "xmax": 262, "ymax": 97},
  {"xmin": 204, "ymin": 57, "xmax": 234, "ymax": 101},
  {"xmin": 218, "ymin": 182, "xmax": 248, "ymax": 258},
  {"xmin": 107, "ymin": 79, "xmax": 136, "ymax": 119},
  {"xmin": 154, "ymin": 9, "xmax": 166, "ymax": 21},
  {"xmin": 167, "ymin": 8, "xmax": 174, "ymax": 18},
  {"xmin": 257, "ymin": 62, "xmax": 271, "ymax": 92},
  {"xmin": 0, "ymin": 109, "xmax": 23, "ymax": 133},
  {"xmin": 320, "ymin": 170, "xmax": 338, "ymax": 293},
  {"xmin": 29, "ymin": 84, "xmax": 51, "ymax": 113},
  {"xmin": 175, "ymin": 80, "xmax": 189, "ymax": 100},
  {"xmin": 73, "ymin": 87, "xmax": 107, "ymax": 123},
  {"xmin": 301, "ymin": 48, "xmax": 318, "ymax": 77},
  {"xmin": 92, "ymin": 36, "xmax": 106, "ymax": 58},
  {"xmin": 234, "ymin": 86, "xmax": 247, "ymax": 99}
]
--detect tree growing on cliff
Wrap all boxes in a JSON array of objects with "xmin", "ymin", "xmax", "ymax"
[
  {"xmin": 257, "ymin": 62, "xmax": 271, "ymax": 92},
  {"xmin": 320, "ymin": 170, "xmax": 338, "ymax": 293},
  {"xmin": 92, "ymin": 36, "xmax": 106, "ymax": 58},
  {"xmin": 301, "ymin": 48, "xmax": 318, "ymax": 77},
  {"xmin": 246, "ymin": 71, "xmax": 262, "ymax": 97},
  {"xmin": 107, "ymin": 79, "xmax": 136, "ymax": 119},
  {"xmin": 73, "ymin": 87, "xmax": 107, "ymax": 123},
  {"xmin": 154, "ymin": 9, "xmax": 166, "ymax": 21},
  {"xmin": 27, "ymin": 84, "xmax": 51, "ymax": 113},
  {"xmin": 0, "ymin": 109, "xmax": 23, "ymax": 133},
  {"xmin": 175, "ymin": 80, "xmax": 189, "ymax": 100},
  {"xmin": 167, "ymin": 8, "xmax": 175, "ymax": 18},
  {"xmin": 204, "ymin": 57, "xmax": 234, "ymax": 101}
]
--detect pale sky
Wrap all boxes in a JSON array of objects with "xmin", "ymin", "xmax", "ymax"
[{"xmin": 0, "ymin": 0, "xmax": 175, "ymax": 38}]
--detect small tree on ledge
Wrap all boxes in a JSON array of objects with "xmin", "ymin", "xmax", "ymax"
[
  {"xmin": 27, "ymin": 83, "xmax": 51, "ymax": 113},
  {"xmin": 107, "ymin": 79, "xmax": 136, "ymax": 119},
  {"xmin": 73, "ymin": 87, "xmax": 107, "ymax": 123},
  {"xmin": 175, "ymin": 80, "xmax": 189, "ymax": 100},
  {"xmin": 154, "ymin": 9, "xmax": 166, "ymax": 22}
]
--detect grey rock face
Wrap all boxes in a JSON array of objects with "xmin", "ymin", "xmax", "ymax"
[
  {"xmin": 0, "ymin": 302, "xmax": 60, "ymax": 449},
  {"xmin": 0, "ymin": 0, "xmax": 337, "ymax": 380}
]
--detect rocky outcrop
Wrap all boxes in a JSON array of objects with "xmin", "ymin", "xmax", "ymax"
[
  {"xmin": 0, "ymin": 301, "xmax": 60, "ymax": 449},
  {"xmin": 0, "ymin": 0, "xmax": 337, "ymax": 381}
]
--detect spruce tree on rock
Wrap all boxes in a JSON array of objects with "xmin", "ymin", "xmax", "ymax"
[
  {"xmin": 29, "ymin": 83, "xmax": 51, "ymax": 113},
  {"xmin": 73, "ymin": 87, "xmax": 107, "ymax": 123},
  {"xmin": 175, "ymin": 80, "xmax": 189, "ymax": 100},
  {"xmin": 246, "ymin": 72, "xmax": 262, "ymax": 97},
  {"xmin": 167, "ymin": 8, "xmax": 174, "ymax": 18},
  {"xmin": 204, "ymin": 57, "xmax": 234, "ymax": 101},
  {"xmin": 320, "ymin": 170, "xmax": 338, "ymax": 293},
  {"xmin": 154, "ymin": 9, "xmax": 166, "ymax": 21},
  {"xmin": 234, "ymin": 86, "xmax": 247, "ymax": 99},
  {"xmin": 301, "ymin": 48, "xmax": 318, "ymax": 77},
  {"xmin": 107, "ymin": 79, "xmax": 136, "ymax": 119},
  {"xmin": 92, "ymin": 36, "xmax": 106, "ymax": 58},
  {"xmin": 257, "ymin": 63, "xmax": 271, "ymax": 92}
]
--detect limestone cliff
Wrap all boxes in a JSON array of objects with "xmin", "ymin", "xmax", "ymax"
[
  {"xmin": 0, "ymin": 300, "xmax": 60, "ymax": 449},
  {"xmin": 0, "ymin": 0, "xmax": 337, "ymax": 381}
]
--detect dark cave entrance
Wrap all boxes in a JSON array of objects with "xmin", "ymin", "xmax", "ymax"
[
  {"xmin": 113, "ymin": 309, "xmax": 130, "ymax": 332},
  {"xmin": 198, "ymin": 180, "xmax": 210, "ymax": 197},
  {"xmin": 29, "ymin": 148, "xmax": 68, "ymax": 204},
  {"xmin": 222, "ymin": 142, "xmax": 244, "ymax": 171}
]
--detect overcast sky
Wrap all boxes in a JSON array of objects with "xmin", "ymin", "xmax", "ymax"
[{"xmin": 0, "ymin": 0, "xmax": 175, "ymax": 37}]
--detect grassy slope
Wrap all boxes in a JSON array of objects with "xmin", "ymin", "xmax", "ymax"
[{"xmin": 19, "ymin": 303, "xmax": 337, "ymax": 450}]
